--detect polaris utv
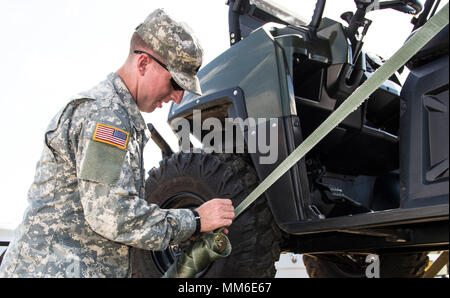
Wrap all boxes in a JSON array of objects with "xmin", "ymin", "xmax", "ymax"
[{"xmin": 131, "ymin": 0, "xmax": 449, "ymax": 278}]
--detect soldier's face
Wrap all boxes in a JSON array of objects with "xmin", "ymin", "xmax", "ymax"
[{"xmin": 136, "ymin": 54, "xmax": 184, "ymax": 113}]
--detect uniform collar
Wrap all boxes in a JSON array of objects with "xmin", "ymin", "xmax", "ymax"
[{"xmin": 109, "ymin": 72, "xmax": 147, "ymax": 131}]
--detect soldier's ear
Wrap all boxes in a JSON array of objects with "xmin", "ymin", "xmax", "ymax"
[{"xmin": 136, "ymin": 54, "xmax": 149, "ymax": 76}]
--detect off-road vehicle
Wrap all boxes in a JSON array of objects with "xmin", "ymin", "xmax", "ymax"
[{"xmin": 131, "ymin": 0, "xmax": 449, "ymax": 277}]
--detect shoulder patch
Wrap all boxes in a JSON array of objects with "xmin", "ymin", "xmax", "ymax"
[
  {"xmin": 93, "ymin": 123, "xmax": 129, "ymax": 150},
  {"xmin": 79, "ymin": 140, "xmax": 127, "ymax": 185}
]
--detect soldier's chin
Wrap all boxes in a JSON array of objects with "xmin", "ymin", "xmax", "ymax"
[
  {"xmin": 148, "ymin": 102, "xmax": 162, "ymax": 113},
  {"xmin": 156, "ymin": 99, "xmax": 165, "ymax": 108},
  {"xmin": 141, "ymin": 105, "xmax": 156, "ymax": 113}
]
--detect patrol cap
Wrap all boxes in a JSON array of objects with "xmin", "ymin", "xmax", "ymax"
[{"xmin": 136, "ymin": 9, "xmax": 203, "ymax": 96}]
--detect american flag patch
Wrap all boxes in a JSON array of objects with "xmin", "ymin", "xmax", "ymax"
[{"xmin": 93, "ymin": 123, "xmax": 129, "ymax": 150}]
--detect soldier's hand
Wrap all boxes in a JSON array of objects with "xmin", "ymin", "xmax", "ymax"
[{"xmin": 195, "ymin": 198, "xmax": 235, "ymax": 232}]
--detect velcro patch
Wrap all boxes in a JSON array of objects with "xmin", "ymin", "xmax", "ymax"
[{"xmin": 93, "ymin": 123, "xmax": 129, "ymax": 150}]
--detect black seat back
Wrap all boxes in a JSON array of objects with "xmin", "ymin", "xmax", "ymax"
[{"xmin": 407, "ymin": 24, "xmax": 449, "ymax": 69}]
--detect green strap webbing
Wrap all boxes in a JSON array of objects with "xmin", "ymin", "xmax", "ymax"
[{"xmin": 234, "ymin": 3, "xmax": 449, "ymax": 218}]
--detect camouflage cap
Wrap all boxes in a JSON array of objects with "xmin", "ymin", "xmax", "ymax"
[{"xmin": 136, "ymin": 9, "xmax": 203, "ymax": 96}]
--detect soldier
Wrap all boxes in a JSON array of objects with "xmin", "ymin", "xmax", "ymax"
[{"xmin": 0, "ymin": 9, "xmax": 234, "ymax": 278}]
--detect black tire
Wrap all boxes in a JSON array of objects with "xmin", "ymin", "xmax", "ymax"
[
  {"xmin": 131, "ymin": 152, "xmax": 281, "ymax": 278},
  {"xmin": 303, "ymin": 252, "xmax": 429, "ymax": 278}
]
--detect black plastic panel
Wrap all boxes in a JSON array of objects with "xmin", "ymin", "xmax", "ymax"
[
  {"xmin": 244, "ymin": 116, "xmax": 312, "ymax": 228},
  {"xmin": 400, "ymin": 55, "xmax": 449, "ymax": 208}
]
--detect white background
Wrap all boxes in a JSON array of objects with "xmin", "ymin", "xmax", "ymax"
[{"xmin": 0, "ymin": 0, "xmax": 443, "ymax": 229}]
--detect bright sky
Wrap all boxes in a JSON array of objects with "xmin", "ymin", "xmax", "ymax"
[{"xmin": 0, "ymin": 0, "xmax": 444, "ymax": 230}]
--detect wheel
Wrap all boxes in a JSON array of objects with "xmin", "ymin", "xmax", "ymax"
[
  {"xmin": 131, "ymin": 152, "xmax": 281, "ymax": 277},
  {"xmin": 303, "ymin": 252, "xmax": 429, "ymax": 278}
]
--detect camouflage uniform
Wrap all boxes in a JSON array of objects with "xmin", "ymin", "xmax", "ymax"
[{"xmin": 0, "ymin": 73, "xmax": 196, "ymax": 278}]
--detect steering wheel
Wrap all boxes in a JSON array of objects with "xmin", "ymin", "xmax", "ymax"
[{"xmin": 378, "ymin": 0, "xmax": 423, "ymax": 14}]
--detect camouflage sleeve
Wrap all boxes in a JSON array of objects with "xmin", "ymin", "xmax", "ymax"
[{"xmin": 75, "ymin": 108, "xmax": 196, "ymax": 250}]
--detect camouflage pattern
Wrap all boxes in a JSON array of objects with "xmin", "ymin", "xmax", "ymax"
[
  {"xmin": 136, "ymin": 9, "xmax": 203, "ymax": 96},
  {"xmin": 0, "ymin": 73, "xmax": 196, "ymax": 278}
]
